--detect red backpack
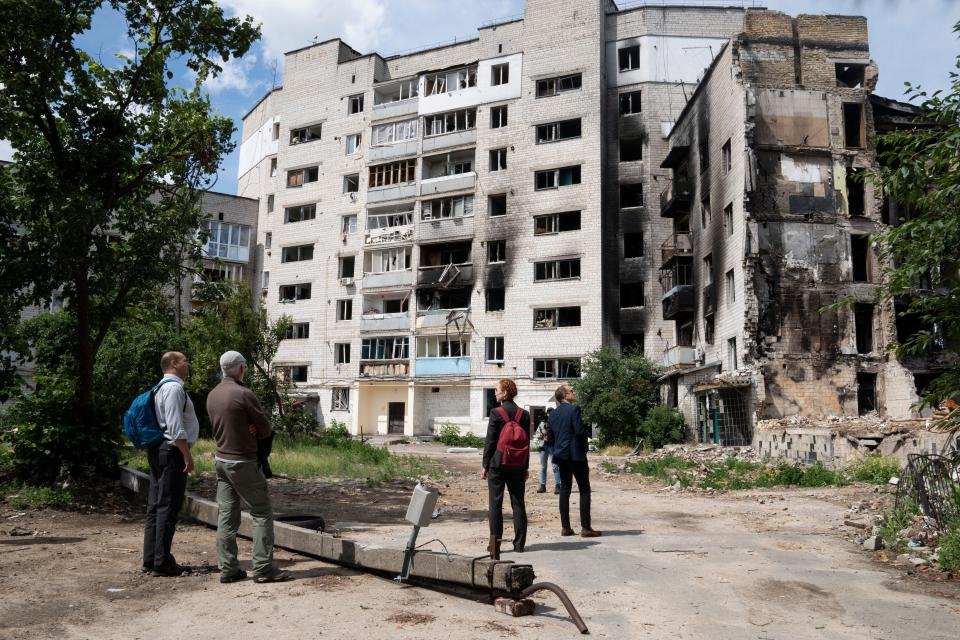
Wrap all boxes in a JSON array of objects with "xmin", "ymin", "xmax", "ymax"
[{"xmin": 495, "ymin": 407, "xmax": 529, "ymax": 469}]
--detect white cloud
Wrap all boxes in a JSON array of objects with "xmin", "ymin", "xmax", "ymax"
[{"xmin": 204, "ymin": 53, "xmax": 261, "ymax": 94}]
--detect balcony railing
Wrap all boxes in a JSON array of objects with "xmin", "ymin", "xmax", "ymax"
[
  {"xmin": 361, "ymin": 269, "xmax": 415, "ymax": 290},
  {"xmin": 660, "ymin": 177, "xmax": 692, "ymax": 218},
  {"xmin": 661, "ymin": 231, "xmax": 693, "ymax": 265},
  {"xmin": 365, "ymin": 224, "xmax": 414, "ymax": 246},
  {"xmin": 360, "ymin": 312, "xmax": 410, "ymax": 332},
  {"xmin": 661, "ymin": 345, "xmax": 697, "ymax": 369},
  {"xmin": 420, "ymin": 172, "xmax": 476, "ymax": 197},
  {"xmin": 359, "ymin": 361, "xmax": 409, "ymax": 377},
  {"xmin": 662, "ymin": 284, "xmax": 695, "ymax": 320},
  {"xmin": 414, "ymin": 357, "xmax": 471, "ymax": 377},
  {"xmin": 417, "ymin": 263, "xmax": 474, "ymax": 288}
]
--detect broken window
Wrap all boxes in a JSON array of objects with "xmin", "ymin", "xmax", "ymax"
[
  {"xmin": 286, "ymin": 166, "xmax": 319, "ymax": 188},
  {"xmin": 534, "ymin": 258, "xmax": 581, "ymax": 282},
  {"xmin": 619, "ymin": 90, "xmax": 641, "ymax": 115},
  {"xmin": 728, "ymin": 337, "xmax": 738, "ymax": 371},
  {"xmin": 725, "ymin": 269, "xmax": 736, "ymax": 306},
  {"xmin": 618, "ymin": 44, "xmax": 640, "ymax": 72},
  {"xmin": 290, "ymin": 123, "xmax": 322, "ymax": 145},
  {"xmin": 485, "ymin": 337, "xmax": 504, "ymax": 362},
  {"xmin": 337, "ymin": 299, "xmax": 353, "ymax": 321},
  {"xmin": 491, "ymin": 63, "xmax": 509, "ymax": 86},
  {"xmin": 341, "ymin": 215, "xmax": 357, "ymax": 234},
  {"xmin": 854, "ymin": 303, "xmax": 874, "ymax": 354},
  {"xmin": 373, "ymin": 79, "xmax": 418, "ymax": 105},
  {"xmin": 331, "ymin": 387, "xmax": 350, "ymax": 411},
  {"xmin": 345, "ymin": 133, "xmax": 362, "ymax": 155},
  {"xmin": 851, "ymin": 234, "xmax": 871, "ymax": 282},
  {"xmin": 857, "ymin": 372, "xmax": 877, "ymax": 415},
  {"xmin": 416, "ymin": 336, "xmax": 470, "ymax": 358},
  {"xmin": 367, "ymin": 247, "xmax": 410, "ymax": 273},
  {"xmin": 623, "ymin": 232, "xmax": 643, "ymax": 258},
  {"xmin": 338, "ymin": 256, "xmax": 355, "ymax": 279},
  {"xmin": 486, "ymin": 288, "xmax": 505, "ymax": 312},
  {"xmin": 279, "ymin": 365, "xmax": 308, "ymax": 383},
  {"xmin": 846, "ymin": 168, "xmax": 865, "ymax": 216},
  {"xmin": 335, "ymin": 343, "xmax": 351, "ymax": 365},
  {"xmin": 534, "ymin": 210, "xmax": 580, "ymax": 235},
  {"xmin": 703, "ymin": 254, "xmax": 713, "ymax": 285},
  {"xmin": 424, "ymin": 66, "xmax": 477, "ymax": 95},
  {"xmin": 281, "ymin": 244, "xmax": 314, "ymax": 263},
  {"xmin": 285, "ymin": 204, "xmax": 317, "ymax": 224},
  {"xmin": 724, "ymin": 203, "xmax": 734, "ymax": 237},
  {"xmin": 361, "ymin": 337, "xmax": 409, "ymax": 360},
  {"xmin": 266, "ymin": 194, "xmax": 274, "ymax": 213},
  {"xmin": 535, "ymin": 165, "xmax": 581, "ymax": 190},
  {"xmin": 536, "ymin": 73, "xmax": 582, "ymax": 97},
  {"xmin": 270, "ymin": 157, "xmax": 277, "ymax": 177},
  {"xmin": 843, "ymin": 102, "xmax": 864, "ymax": 148},
  {"xmin": 835, "ymin": 63, "xmax": 866, "ymax": 88},
  {"xmin": 421, "ymin": 195, "xmax": 474, "ymax": 221},
  {"xmin": 382, "ymin": 298, "xmax": 408, "ymax": 314},
  {"xmin": 279, "ymin": 283, "xmax": 312, "ymax": 302},
  {"xmin": 490, "ymin": 148, "xmax": 507, "ymax": 172},
  {"xmin": 700, "ymin": 196, "xmax": 711, "ymax": 228},
  {"xmin": 534, "ymin": 306, "xmax": 581, "ymax": 329},
  {"xmin": 272, "ymin": 122, "xmax": 280, "ymax": 141},
  {"xmin": 347, "ymin": 93, "xmax": 364, "ymax": 114},
  {"xmin": 620, "ymin": 136, "xmax": 642, "ymax": 162},
  {"xmin": 424, "ymin": 109, "xmax": 477, "ymax": 136},
  {"xmin": 490, "ymin": 105, "xmax": 508, "ymax": 129},
  {"xmin": 487, "ymin": 239, "xmax": 506, "ymax": 264},
  {"xmin": 620, "ymin": 282, "xmax": 644, "ymax": 308},
  {"xmin": 533, "ymin": 358, "xmax": 581, "ymax": 379},
  {"xmin": 721, "ymin": 139, "xmax": 732, "ymax": 174},
  {"xmin": 264, "ymin": 232, "xmax": 271, "ymax": 249},
  {"xmin": 621, "ymin": 333, "xmax": 644, "ymax": 353},
  {"xmin": 368, "ymin": 159, "xmax": 417, "ymax": 188},
  {"xmin": 704, "ymin": 314, "xmax": 715, "ymax": 344},
  {"xmin": 489, "ymin": 193, "xmax": 507, "ymax": 217},
  {"xmin": 699, "ymin": 136, "xmax": 710, "ymax": 174},
  {"xmin": 371, "ymin": 118, "xmax": 417, "ymax": 146},
  {"xmin": 284, "ymin": 322, "xmax": 310, "ymax": 340},
  {"xmin": 620, "ymin": 183, "xmax": 643, "ymax": 208},
  {"xmin": 537, "ymin": 118, "xmax": 582, "ymax": 144},
  {"xmin": 343, "ymin": 174, "xmax": 359, "ymax": 193}
]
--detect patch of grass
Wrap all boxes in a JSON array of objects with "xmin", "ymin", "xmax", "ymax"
[
  {"xmin": 621, "ymin": 456, "xmax": 848, "ymax": 490},
  {"xmin": 121, "ymin": 435, "xmax": 440, "ymax": 482},
  {"xmin": 880, "ymin": 498, "xmax": 919, "ymax": 553},
  {"xmin": 937, "ymin": 526, "xmax": 960, "ymax": 572},
  {"xmin": 599, "ymin": 461, "xmax": 620, "ymax": 473},
  {"xmin": 434, "ymin": 423, "xmax": 484, "ymax": 448},
  {"xmin": 2, "ymin": 482, "xmax": 77, "ymax": 510},
  {"xmin": 599, "ymin": 444, "xmax": 634, "ymax": 456},
  {"xmin": 846, "ymin": 454, "xmax": 901, "ymax": 485},
  {"xmin": 624, "ymin": 455, "xmax": 696, "ymax": 486}
]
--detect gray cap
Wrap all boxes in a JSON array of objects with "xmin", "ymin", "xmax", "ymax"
[{"xmin": 220, "ymin": 350, "xmax": 247, "ymax": 372}]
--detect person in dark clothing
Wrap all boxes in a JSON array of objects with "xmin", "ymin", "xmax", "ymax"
[
  {"xmin": 548, "ymin": 383, "xmax": 601, "ymax": 538},
  {"xmin": 481, "ymin": 378, "xmax": 531, "ymax": 558}
]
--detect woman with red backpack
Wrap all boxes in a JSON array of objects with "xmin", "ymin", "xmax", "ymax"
[{"xmin": 481, "ymin": 378, "xmax": 531, "ymax": 559}]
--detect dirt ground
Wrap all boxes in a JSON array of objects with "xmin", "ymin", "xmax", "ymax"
[{"xmin": 2, "ymin": 443, "xmax": 959, "ymax": 639}]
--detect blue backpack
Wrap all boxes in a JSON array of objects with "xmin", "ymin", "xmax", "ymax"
[{"xmin": 123, "ymin": 379, "xmax": 184, "ymax": 449}]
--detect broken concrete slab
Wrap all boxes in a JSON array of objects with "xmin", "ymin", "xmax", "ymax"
[
  {"xmin": 862, "ymin": 536, "xmax": 884, "ymax": 551},
  {"xmin": 494, "ymin": 597, "xmax": 536, "ymax": 617}
]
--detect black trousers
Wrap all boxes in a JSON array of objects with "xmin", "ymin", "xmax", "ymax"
[
  {"xmin": 556, "ymin": 459, "xmax": 592, "ymax": 530},
  {"xmin": 487, "ymin": 469, "xmax": 527, "ymax": 551},
  {"xmin": 143, "ymin": 442, "xmax": 188, "ymax": 569}
]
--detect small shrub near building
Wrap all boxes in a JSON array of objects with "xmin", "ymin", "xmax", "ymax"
[{"xmin": 435, "ymin": 422, "xmax": 483, "ymax": 448}]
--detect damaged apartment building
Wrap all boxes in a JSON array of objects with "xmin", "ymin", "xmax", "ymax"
[
  {"xmin": 236, "ymin": 0, "xmax": 936, "ymax": 441},
  {"xmin": 658, "ymin": 11, "xmax": 941, "ymax": 454}
]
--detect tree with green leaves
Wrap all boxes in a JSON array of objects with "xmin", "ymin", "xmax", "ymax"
[
  {"xmin": 573, "ymin": 347, "xmax": 674, "ymax": 447},
  {"xmin": 873, "ymin": 23, "xmax": 960, "ymax": 436},
  {"xmin": 0, "ymin": 0, "xmax": 259, "ymax": 479}
]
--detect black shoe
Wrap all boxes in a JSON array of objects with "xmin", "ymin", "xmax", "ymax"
[
  {"xmin": 554, "ymin": 485, "xmax": 560, "ymax": 495},
  {"xmin": 253, "ymin": 569, "xmax": 292, "ymax": 584},
  {"xmin": 536, "ymin": 484, "xmax": 546, "ymax": 493},
  {"xmin": 513, "ymin": 545, "xmax": 525, "ymax": 553},
  {"xmin": 151, "ymin": 562, "xmax": 190, "ymax": 577},
  {"xmin": 220, "ymin": 569, "xmax": 248, "ymax": 584}
]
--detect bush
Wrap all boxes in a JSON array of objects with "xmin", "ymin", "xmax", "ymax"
[
  {"xmin": 2, "ymin": 482, "xmax": 76, "ymax": 510},
  {"xmin": 637, "ymin": 406, "xmax": 687, "ymax": 450},
  {"xmin": 937, "ymin": 527, "xmax": 960, "ymax": 572},
  {"xmin": 271, "ymin": 404, "xmax": 321, "ymax": 438},
  {"xmin": 846, "ymin": 454, "xmax": 901, "ymax": 484},
  {"xmin": 435, "ymin": 422, "xmax": 483, "ymax": 448},
  {"xmin": 316, "ymin": 419, "xmax": 352, "ymax": 447}
]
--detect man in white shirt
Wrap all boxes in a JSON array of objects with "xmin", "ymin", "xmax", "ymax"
[{"xmin": 142, "ymin": 351, "xmax": 200, "ymax": 577}]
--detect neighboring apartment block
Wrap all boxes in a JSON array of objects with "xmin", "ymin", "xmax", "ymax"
[
  {"xmin": 657, "ymin": 12, "xmax": 933, "ymax": 445},
  {"xmin": 238, "ymin": 0, "xmax": 750, "ymax": 436}
]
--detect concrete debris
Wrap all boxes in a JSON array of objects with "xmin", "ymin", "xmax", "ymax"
[
  {"xmin": 862, "ymin": 536, "xmax": 884, "ymax": 551},
  {"xmin": 494, "ymin": 597, "xmax": 536, "ymax": 617},
  {"xmin": 909, "ymin": 557, "xmax": 929, "ymax": 568},
  {"xmin": 640, "ymin": 444, "xmax": 765, "ymax": 465},
  {"xmin": 8, "ymin": 526, "xmax": 35, "ymax": 536}
]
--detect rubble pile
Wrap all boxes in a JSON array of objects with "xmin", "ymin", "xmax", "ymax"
[
  {"xmin": 847, "ymin": 502, "xmax": 951, "ymax": 573},
  {"xmin": 756, "ymin": 414, "xmax": 889, "ymax": 434},
  {"xmin": 640, "ymin": 443, "xmax": 766, "ymax": 466}
]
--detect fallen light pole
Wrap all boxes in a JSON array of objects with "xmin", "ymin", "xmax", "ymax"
[{"xmin": 396, "ymin": 482, "xmax": 439, "ymax": 582}]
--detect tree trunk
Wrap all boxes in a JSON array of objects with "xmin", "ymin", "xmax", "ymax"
[{"xmin": 74, "ymin": 268, "xmax": 95, "ymax": 426}]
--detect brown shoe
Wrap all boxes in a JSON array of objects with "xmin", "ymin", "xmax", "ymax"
[
  {"xmin": 560, "ymin": 527, "xmax": 575, "ymax": 537},
  {"xmin": 580, "ymin": 528, "xmax": 602, "ymax": 538}
]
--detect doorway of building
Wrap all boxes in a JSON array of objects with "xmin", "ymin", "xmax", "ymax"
[
  {"xmin": 388, "ymin": 402, "xmax": 405, "ymax": 434},
  {"xmin": 530, "ymin": 406, "xmax": 547, "ymax": 433}
]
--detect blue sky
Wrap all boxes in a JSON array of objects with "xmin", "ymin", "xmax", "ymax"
[{"xmin": 1, "ymin": 0, "xmax": 958, "ymax": 194}]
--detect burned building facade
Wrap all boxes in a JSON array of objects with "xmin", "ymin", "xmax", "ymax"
[{"xmin": 659, "ymin": 12, "xmax": 931, "ymax": 445}]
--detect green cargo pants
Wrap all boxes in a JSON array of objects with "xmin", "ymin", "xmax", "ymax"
[{"xmin": 215, "ymin": 459, "xmax": 274, "ymax": 578}]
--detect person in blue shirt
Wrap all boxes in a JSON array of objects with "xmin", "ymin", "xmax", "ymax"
[{"xmin": 547, "ymin": 383, "xmax": 601, "ymax": 538}]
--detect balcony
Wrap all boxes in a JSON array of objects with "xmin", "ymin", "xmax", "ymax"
[
  {"xmin": 416, "ymin": 215, "xmax": 475, "ymax": 242},
  {"xmin": 365, "ymin": 224, "xmax": 414, "ymax": 246},
  {"xmin": 660, "ymin": 177, "xmax": 692, "ymax": 218},
  {"xmin": 368, "ymin": 182, "xmax": 417, "ymax": 204},
  {"xmin": 416, "ymin": 308, "xmax": 469, "ymax": 329},
  {"xmin": 662, "ymin": 284, "xmax": 695, "ymax": 320},
  {"xmin": 360, "ymin": 312, "xmax": 410, "ymax": 332},
  {"xmin": 361, "ymin": 270, "xmax": 415, "ymax": 290},
  {"xmin": 662, "ymin": 345, "xmax": 697, "ymax": 369},
  {"xmin": 415, "ymin": 357, "xmax": 471, "ymax": 377},
  {"xmin": 369, "ymin": 140, "xmax": 418, "ymax": 162},
  {"xmin": 660, "ymin": 232, "xmax": 692, "ymax": 266},
  {"xmin": 371, "ymin": 97, "xmax": 418, "ymax": 121},
  {"xmin": 359, "ymin": 361, "xmax": 409, "ymax": 377},
  {"xmin": 422, "ymin": 129, "xmax": 477, "ymax": 153},
  {"xmin": 417, "ymin": 263, "xmax": 474, "ymax": 288},
  {"xmin": 420, "ymin": 172, "xmax": 476, "ymax": 197}
]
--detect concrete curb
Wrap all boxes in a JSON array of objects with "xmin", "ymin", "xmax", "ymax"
[{"xmin": 119, "ymin": 465, "xmax": 534, "ymax": 592}]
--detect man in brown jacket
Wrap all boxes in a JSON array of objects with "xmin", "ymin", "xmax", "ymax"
[{"xmin": 207, "ymin": 350, "xmax": 289, "ymax": 584}]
